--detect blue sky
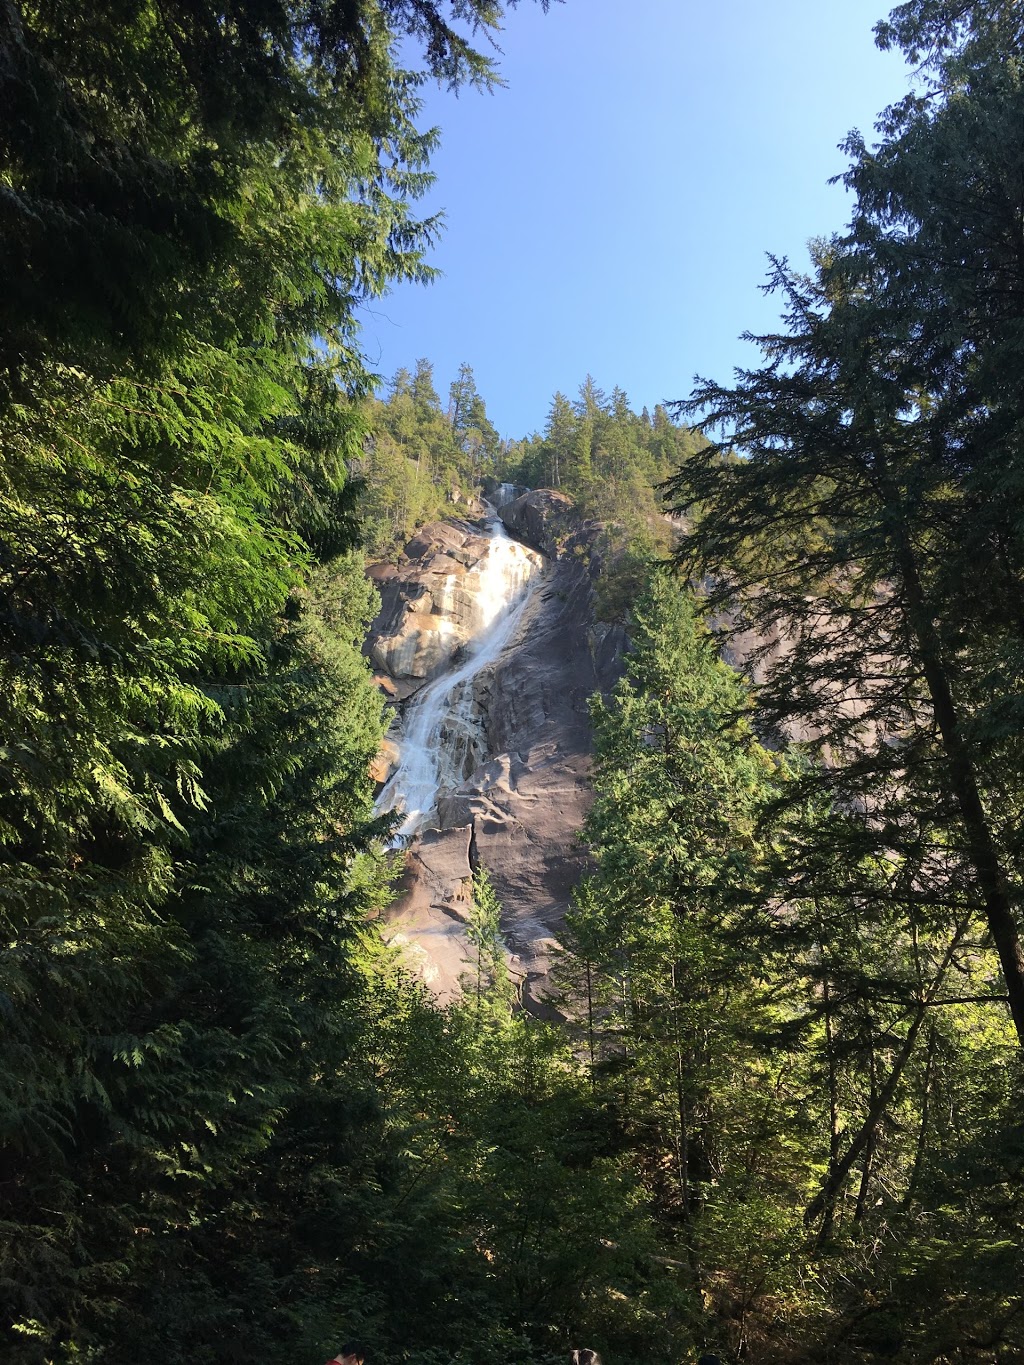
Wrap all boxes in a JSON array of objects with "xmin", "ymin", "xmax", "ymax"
[{"xmin": 361, "ymin": 0, "xmax": 911, "ymax": 438}]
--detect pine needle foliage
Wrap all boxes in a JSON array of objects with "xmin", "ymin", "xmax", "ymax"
[
  {"xmin": 0, "ymin": 2, "xmax": 554, "ymax": 1358},
  {"xmin": 653, "ymin": 2, "xmax": 1024, "ymax": 1354}
]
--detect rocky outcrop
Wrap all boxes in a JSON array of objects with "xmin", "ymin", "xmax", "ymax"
[
  {"xmin": 368, "ymin": 495, "xmax": 626, "ymax": 1010},
  {"xmin": 495, "ymin": 487, "xmax": 579, "ymax": 559},
  {"xmin": 366, "ymin": 520, "xmax": 499, "ymax": 691}
]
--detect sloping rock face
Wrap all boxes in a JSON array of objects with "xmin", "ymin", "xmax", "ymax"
[
  {"xmin": 366, "ymin": 520, "xmax": 500, "ymax": 698},
  {"xmin": 368, "ymin": 494, "xmax": 626, "ymax": 1009},
  {"xmin": 495, "ymin": 487, "xmax": 578, "ymax": 559}
]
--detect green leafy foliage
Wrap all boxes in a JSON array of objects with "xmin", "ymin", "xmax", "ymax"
[
  {"xmin": 646, "ymin": 3, "xmax": 1024, "ymax": 1356},
  {"xmin": 556, "ymin": 558, "xmax": 1022, "ymax": 1359},
  {"xmin": 9, "ymin": 2, "xmax": 1024, "ymax": 1362},
  {"xmin": 0, "ymin": 2, "xmax": 561, "ymax": 1360},
  {"xmin": 501, "ymin": 384, "xmax": 702, "ymax": 585},
  {"xmin": 561, "ymin": 570, "xmax": 794, "ymax": 1358},
  {"xmin": 357, "ymin": 360, "xmax": 502, "ymax": 557},
  {"xmin": 337, "ymin": 879, "xmax": 699, "ymax": 1365}
]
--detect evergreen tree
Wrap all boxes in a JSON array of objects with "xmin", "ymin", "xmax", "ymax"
[
  {"xmin": 448, "ymin": 361, "xmax": 501, "ymax": 465},
  {"xmin": 666, "ymin": 244, "xmax": 1024, "ymax": 1044},
  {"xmin": 569, "ymin": 374, "xmax": 606, "ymax": 490},
  {"xmin": 464, "ymin": 865, "xmax": 517, "ymax": 1022},
  {"xmin": 543, "ymin": 390, "xmax": 578, "ymax": 488},
  {"xmin": 0, "ymin": 3, "xmax": 555, "ymax": 1357},
  {"xmin": 565, "ymin": 570, "xmax": 788, "ymax": 1353},
  {"xmin": 410, "ymin": 356, "xmax": 442, "ymax": 421},
  {"xmin": 360, "ymin": 361, "xmax": 507, "ymax": 554},
  {"xmin": 657, "ymin": 3, "xmax": 1024, "ymax": 1351}
]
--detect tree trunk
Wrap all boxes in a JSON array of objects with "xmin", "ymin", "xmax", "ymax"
[
  {"xmin": 585, "ymin": 959, "xmax": 596, "ymax": 1087},
  {"xmin": 805, "ymin": 913, "xmax": 971, "ymax": 1226},
  {"xmin": 671, "ymin": 962, "xmax": 691, "ymax": 1218},
  {"xmin": 816, "ymin": 947, "xmax": 844, "ymax": 1247},
  {"xmin": 854, "ymin": 1037, "xmax": 878, "ymax": 1224},
  {"xmin": 904, "ymin": 1021, "xmax": 937, "ymax": 1206},
  {"xmin": 893, "ymin": 527, "xmax": 1024, "ymax": 1046}
]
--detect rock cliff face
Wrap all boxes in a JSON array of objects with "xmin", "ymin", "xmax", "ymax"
[
  {"xmin": 494, "ymin": 486, "xmax": 579, "ymax": 559},
  {"xmin": 367, "ymin": 521, "xmax": 505, "ymax": 695},
  {"xmin": 366, "ymin": 493, "xmax": 626, "ymax": 1008}
]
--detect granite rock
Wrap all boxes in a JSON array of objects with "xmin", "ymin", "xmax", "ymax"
[{"xmin": 366, "ymin": 500, "xmax": 626, "ymax": 1009}]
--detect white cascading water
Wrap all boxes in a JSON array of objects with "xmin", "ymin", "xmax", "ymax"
[{"xmin": 376, "ymin": 518, "xmax": 540, "ymax": 840}]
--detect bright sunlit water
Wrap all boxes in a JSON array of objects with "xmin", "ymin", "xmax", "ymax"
[{"xmin": 376, "ymin": 519, "xmax": 541, "ymax": 840}]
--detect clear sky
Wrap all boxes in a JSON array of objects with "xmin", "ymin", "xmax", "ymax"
[{"xmin": 360, "ymin": 0, "xmax": 912, "ymax": 439}]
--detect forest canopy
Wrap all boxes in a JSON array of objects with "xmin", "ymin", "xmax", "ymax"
[{"xmin": 2, "ymin": 1, "xmax": 1024, "ymax": 1363}]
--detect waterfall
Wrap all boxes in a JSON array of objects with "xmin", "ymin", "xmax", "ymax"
[
  {"xmin": 376, "ymin": 518, "xmax": 541, "ymax": 840},
  {"xmin": 492, "ymin": 481, "xmax": 524, "ymax": 509}
]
